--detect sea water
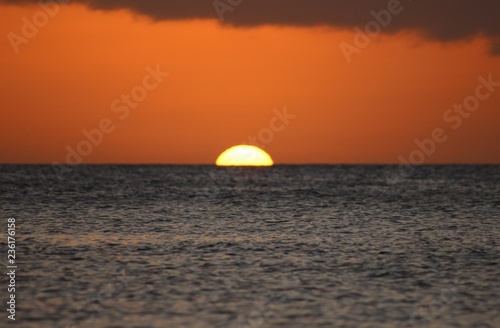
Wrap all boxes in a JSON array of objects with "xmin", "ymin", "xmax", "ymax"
[{"xmin": 0, "ymin": 165, "xmax": 499, "ymax": 327}]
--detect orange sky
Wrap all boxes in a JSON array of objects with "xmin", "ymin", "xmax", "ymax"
[{"xmin": 1, "ymin": 3, "xmax": 499, "ymax": 164}]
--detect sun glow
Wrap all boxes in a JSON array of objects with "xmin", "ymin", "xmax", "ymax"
[{"xmin": 216, "ymin": 145, "xmax": 274, "ymax": 166}]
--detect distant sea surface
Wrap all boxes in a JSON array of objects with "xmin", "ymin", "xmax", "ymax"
[{"xmin": 1, "ymin": 165, "xmax": 499, "ymax": 328}]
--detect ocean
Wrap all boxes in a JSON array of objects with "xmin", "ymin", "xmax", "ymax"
[{"xmin": 0, "ymin": 165, "xmax": 499, "ymax": 328}]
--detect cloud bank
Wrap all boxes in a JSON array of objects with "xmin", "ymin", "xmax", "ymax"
[{"xmin": 4, "ymin": 0, "xmax": 500, "ymax": 53}]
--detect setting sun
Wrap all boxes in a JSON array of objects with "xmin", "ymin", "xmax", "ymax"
[{"xmin": 216, "ymin": 145, "xmax": 274, "ymax": 166}]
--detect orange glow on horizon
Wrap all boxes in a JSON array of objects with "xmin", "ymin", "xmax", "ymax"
[{"xmin": 1, "ymin": 3, "xmax": 499, "ymax": 164}]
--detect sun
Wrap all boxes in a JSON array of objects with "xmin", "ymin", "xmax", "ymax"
[{"xmin": 216, "ymin": 145, "xmax": 274, "ymax": 166}]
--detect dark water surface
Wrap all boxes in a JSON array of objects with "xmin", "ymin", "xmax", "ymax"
[{"xmin": 0, "ymin": 165, "xmax": 499, "ymax": 328}]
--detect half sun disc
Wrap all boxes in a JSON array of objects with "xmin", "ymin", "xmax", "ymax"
[{"xmin": 216, "ymin": 145, "xmax": 274, "ymax": 166}]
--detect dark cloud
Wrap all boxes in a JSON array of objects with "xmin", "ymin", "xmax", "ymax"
[{"xmin": 4, "ymin": 0, "xmax": 500, "ymax": 52}]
